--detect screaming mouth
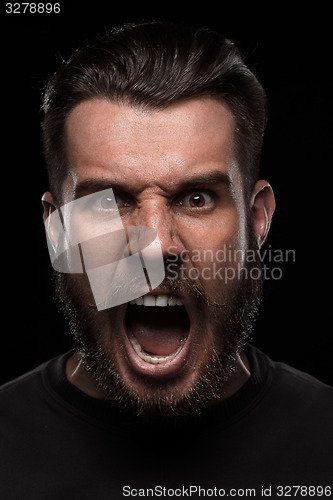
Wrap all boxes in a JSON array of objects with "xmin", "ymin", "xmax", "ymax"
[{"xmin": 125, "ymin": 293, "xmax": 190, "ymax": 365}]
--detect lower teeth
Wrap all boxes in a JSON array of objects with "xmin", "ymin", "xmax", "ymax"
[{"xmin": 129, "ymin": 334, "xmax": 185, "ymax": 364}]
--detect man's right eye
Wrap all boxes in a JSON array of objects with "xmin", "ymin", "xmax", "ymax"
[
  {"xmin": 73, "ymin": 190, "xmax": 121, "ymax": 218},
  {"xmin": 90, "ymin": 192, "xmax": 134, "ymax": 220},
  {"xmin": 98, "ymin": 194, "xmax": 118, "ymax": 210}
]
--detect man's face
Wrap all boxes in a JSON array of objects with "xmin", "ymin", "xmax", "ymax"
[{"xmin": 47, "ymin": 97, "xmax": 269, "ymax": 417}]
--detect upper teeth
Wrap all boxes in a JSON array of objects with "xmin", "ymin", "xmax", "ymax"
[{"xmin": 129, "ymin": 294, "xmax": 183, "ymax": 307}]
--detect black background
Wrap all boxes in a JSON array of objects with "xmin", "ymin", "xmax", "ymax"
[{"xmin": 0, "ymin": 2, "xmax": 331, "ymax": 385}]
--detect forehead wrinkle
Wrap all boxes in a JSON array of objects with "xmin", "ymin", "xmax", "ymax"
[
  {"xmin": 64, "ymin": 98, "xmax": 239, "ymax": 201},
  {"xmin": 65, "ymin": 97, "xmax": 236, "ymax": 163}
]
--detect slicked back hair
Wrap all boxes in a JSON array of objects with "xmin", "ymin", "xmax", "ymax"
[{"xmin": 41, "ymin": 21, "xmax": 267, "ymax": 205}]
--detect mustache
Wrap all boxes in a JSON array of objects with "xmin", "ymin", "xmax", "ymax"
[
  {"xmin": 85, "ymin": 266, "xmax": 226, "ymax": 311},
  {"xmin": 156, "ymin": 271, "xmax": 226, "ymax": 309}
]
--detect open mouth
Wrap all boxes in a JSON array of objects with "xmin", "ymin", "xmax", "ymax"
[{"xmin": 124, "ymin": 293, "xmax": 191, "ymax": 368}]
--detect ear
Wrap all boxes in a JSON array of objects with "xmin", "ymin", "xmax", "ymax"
[
  {"xmin": 42, "ymin": 191, "xmax": 57, "ymax": 224},
  {"xmin": 251, "ymin": 180, "xmax": 275, "ymax": 248},
  {"xmin": 42, "ymin": 192, "xmax": 61, "ymax": 251}
]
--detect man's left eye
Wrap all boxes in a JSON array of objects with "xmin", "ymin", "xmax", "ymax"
[{"xmin": 181, "ymin": 192, "xmax": 213, "ymax": 208}]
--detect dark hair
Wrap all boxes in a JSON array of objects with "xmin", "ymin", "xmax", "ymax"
[{"xmin": 41, "ymin": 21, "xmax": 267, "ymax": 204}]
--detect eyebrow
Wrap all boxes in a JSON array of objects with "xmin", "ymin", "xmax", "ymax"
[
  {"xmin": 73, "ymin": 170, "xmax": 233, "ymax": 199},
  {"xmin": 177, "ymin": 171, "xmax": 232, "ymax": 192}
]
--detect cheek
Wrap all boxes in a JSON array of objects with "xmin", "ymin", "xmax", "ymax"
[
  {"xmin": 179, "ymin": 210, "xmax": 245, "ymax": 259},
  {"xmin": 175, "ymin": 211, "xmax": 247, "ymax": 288}
]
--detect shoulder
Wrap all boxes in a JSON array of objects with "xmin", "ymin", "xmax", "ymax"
[
  {"xmin": 0, "ymin": 363, "xmax": 45, "ymax": 394},
  {"xmin": 271, "ymin": 357, "xmax": 333, "ymax": 399},
  {"xmin": 0, "ymin": 353, "xmax": 68, "ymax": 414},
  {"xmin": 248, "ymin": 343, "xmax": 332, "ymax": 392},
  {"xmin": 248, "ymin": 344, "xmax": 333, "ymax": 426},
  {"xmin": 0, "ymin": 362, "xmax": 49, "ymax": 415}
]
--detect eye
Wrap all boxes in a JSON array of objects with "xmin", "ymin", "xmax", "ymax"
[
  {"xmin": 99, "ymin": 194, "xmax": 117, "ymax": 210},
  {"xmin": 94, "ymin": 192, "xmax": 128, "ymax": 211},
  {"xmin": 181, "ymin": 191, "xmax": 213, "ymax": 208}
]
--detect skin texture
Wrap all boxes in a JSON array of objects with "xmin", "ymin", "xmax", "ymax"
[{"xmin": 42, "ymin": 97, "xmax": 275, "ymax": 413}]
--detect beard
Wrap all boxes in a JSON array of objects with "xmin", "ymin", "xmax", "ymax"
[{"xmin": 53, "ymin": 229, "xmax": 263, "ymax": 421}]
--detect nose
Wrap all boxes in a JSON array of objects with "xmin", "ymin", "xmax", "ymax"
[{"xmin": 126, "ymin": 200, "xmax": 185, "ymax": 262}]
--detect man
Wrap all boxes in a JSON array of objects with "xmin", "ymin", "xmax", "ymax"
[{"xmin": 1, "ymin": 21, "xmax": 332, "ymax": 499}]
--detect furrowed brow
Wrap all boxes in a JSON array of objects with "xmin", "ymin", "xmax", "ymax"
[{"xmin": 73, "ymin": 170, "xmax": 233, "ymax": 199}]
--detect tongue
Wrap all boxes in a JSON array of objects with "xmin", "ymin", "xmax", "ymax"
[{"xmin": 128, "ymin": 306, "xmax": 189, "ymax": 356}]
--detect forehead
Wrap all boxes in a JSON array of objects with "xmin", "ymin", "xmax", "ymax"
[{"xmin": 64, "ymin": 97, "xmax": 238, "ymax": 194}]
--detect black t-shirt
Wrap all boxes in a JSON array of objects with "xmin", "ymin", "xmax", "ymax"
[{"xmin": 0, "ymin": 345, "xmax": 332, "ymax": 499}]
